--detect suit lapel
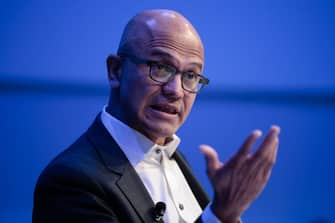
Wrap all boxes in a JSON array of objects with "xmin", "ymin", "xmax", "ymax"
[
  {"xmin": 173, "ymin": 151, "xmax": 210, "ymax": 210},
  {"xmin": 86, "ymin": 114, "xmax": 155, "ymax": 223}
]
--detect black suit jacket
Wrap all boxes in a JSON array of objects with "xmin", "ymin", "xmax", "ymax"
[{"xmin": 33, "ymin": 115, "xmax": 210, "ymax": 223}]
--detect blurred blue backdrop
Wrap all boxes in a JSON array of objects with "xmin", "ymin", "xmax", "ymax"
[{"xmin": 1, "ymin": 0, "xmax": 334, "ymax": 222}]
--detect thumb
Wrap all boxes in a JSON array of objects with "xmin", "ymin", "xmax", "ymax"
[{"xmin": 199, "ymin": 144, "xmax": 222, "ymax": 175}]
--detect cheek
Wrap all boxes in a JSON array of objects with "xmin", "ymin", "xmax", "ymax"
[
  {"xmin": 120, "ymin": 77, "xmax": 156, "ymax": 115},
  {"xmin": 181, "ymin": 95, "xmax": 196, "ymax": 119}
]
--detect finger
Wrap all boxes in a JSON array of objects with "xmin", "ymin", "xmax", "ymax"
[
  {"xmin": 262, "ymin": 142, "xmax": 278, "ymax": 180},
  {"xmin": 199, "ymin": 144, "xmax": 222, "ymax": 175},
  {"xmin": 270, "ymin": 137, "xmax": 279, "ymax": 164},
  {"xmin": 246, "ymin": 132, "xmax": 279, "ymax": 180},
  {"xmin": 253, "ymin": 125, "xmax": 280, "ymax": 159},
  {"xmin": 253, "ymin": 136, "xmax": 279, "ymax": 180},
  {"xmin": 262, "ymin": 140, "xmax": 278, "ymax": 178},
  {"xmin": 230, "ymin": 129, "xmax": 262, "ymax": 165}
]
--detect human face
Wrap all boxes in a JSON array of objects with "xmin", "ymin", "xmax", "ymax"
[{"xmin": 117, "ymin": 33, "xmax": 204, "ymax": 145}]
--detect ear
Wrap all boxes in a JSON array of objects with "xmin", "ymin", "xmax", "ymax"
[{"xmin": 106, "ymin": 55, "xmax": 122, "ymax": 88}]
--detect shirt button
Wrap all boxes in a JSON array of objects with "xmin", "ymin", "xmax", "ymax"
[{"xmin": 179, "ymin": 203, "xmax": 184, "ymax": 210}]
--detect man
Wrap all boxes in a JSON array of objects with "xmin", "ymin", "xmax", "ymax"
[{"xmin": 33, "ymin": 9, "xmax": 280, "ymax": 223}]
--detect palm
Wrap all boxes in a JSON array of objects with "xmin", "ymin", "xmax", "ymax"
[{"xmin": 200, "ymin": 126, "xmax": 280, "ymax": 222}]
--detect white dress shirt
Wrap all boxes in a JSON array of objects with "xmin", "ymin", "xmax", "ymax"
[{"xmin": 101, "ymin": 106, "xmax": 221, "ymax": 223}]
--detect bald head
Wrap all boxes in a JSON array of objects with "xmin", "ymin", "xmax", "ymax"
[{"xmin": 117, "ymin": 9, "xmax": 204, "ymax": 59}]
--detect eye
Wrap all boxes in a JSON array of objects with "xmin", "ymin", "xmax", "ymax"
[
  {"xmin": 184, "ymin": 72, "xmax": 198, "ymax": 80},
  {"xmin": 156, "ymin": 62, "xmax": 166, "ymax": 71},
  {"xmin": 155, "ymin": 62, "xmax": 175, "ymax": 75},
  {"xmin": 150, "ymin": 62, "xmax": 174, "ymax": 81},
  {"xmin": 153, "ymin": 62, "xmax": 166, "ymax": 71}
]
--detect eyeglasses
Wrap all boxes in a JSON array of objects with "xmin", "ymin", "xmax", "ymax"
[{"xmin": 120, "ymin": 54, "xmax": 209, "ymax": 93}]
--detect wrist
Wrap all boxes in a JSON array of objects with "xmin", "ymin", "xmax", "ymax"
[{"xmin": 210, "ymin": 201, "xmax": 240, "ymax": 223}]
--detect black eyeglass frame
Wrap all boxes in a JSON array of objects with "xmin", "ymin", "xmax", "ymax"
[{"xmin": 119, "ymin": 54, "xmax": 209, "ymax": 93}]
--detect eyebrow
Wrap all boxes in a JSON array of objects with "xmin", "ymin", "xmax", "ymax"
[{"xmin": 149, "ymin": 49, "xmax": 203, "ymax": 71}]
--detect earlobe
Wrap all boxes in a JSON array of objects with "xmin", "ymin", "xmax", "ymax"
[{"xmin": 106, "ymin": 55, "xmax": 122, "ymax": 88}]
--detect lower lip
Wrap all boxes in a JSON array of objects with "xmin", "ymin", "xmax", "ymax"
[{"xmin": 149, "ymin": 107, "xmax": 178, "ymax": 120}]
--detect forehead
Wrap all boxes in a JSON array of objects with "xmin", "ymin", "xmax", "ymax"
[
  {"xmin": 140, "ymin": 24, "xmax": 204, "ymax": 71},
  {"xmin": 144, "ymin": 32, "xmax": 203, "ymax": 58}
]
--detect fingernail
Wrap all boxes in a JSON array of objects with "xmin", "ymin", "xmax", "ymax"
[
  {"xmin": 253, "ymin": 129, "xmax": 262, "ymax": 137},
  {"xmin": 270, "ymin": 125, "xmax": 281, "ymax": 134}
]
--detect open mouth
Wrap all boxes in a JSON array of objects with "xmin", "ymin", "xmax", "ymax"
[{"xmin": 150, "ymin": 104, "xmax": 178, "ymax": 115}]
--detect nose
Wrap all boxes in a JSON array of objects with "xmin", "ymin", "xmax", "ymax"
[{"xmin": 161, "ymin": 74, "xmax": 184, "ymax": 100}]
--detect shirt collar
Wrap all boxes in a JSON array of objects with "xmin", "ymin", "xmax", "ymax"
[{"xmin": 100, "ymin": 105, "xmax": 180, "ymax": 166}]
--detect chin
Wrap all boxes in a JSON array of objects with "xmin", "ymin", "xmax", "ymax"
[{"xmin": 144, "ymin": 122, "xmax": 179, "ymax": 142}]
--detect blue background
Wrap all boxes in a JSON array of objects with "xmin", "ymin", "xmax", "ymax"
[{"xmin": 1, "ymin": 0, "xmax": 334, "ymax": 222}]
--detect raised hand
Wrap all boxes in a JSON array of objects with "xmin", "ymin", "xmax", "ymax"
[{"xmin": 200, "ymin": 126, "xmax": 280, "ymax": 223}]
